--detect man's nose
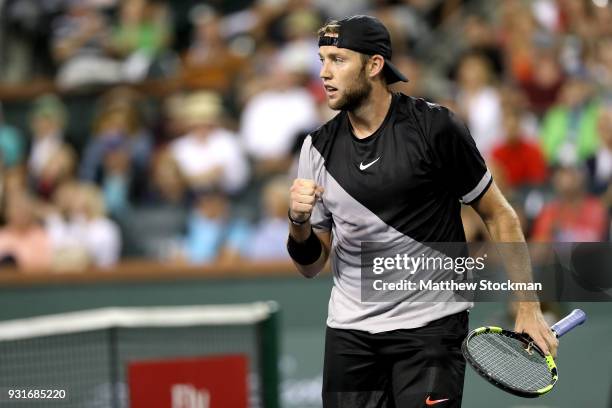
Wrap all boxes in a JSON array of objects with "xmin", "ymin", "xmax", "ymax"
[{"xmin": 320, "ymin": 61, "xmax": 331, "ymax": 80}]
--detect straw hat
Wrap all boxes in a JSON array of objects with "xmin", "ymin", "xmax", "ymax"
[{"xmin": 181, "ymin": 91, "xmax": 223, "ymax": 127}]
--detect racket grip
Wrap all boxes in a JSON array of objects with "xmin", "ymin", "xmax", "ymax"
[{"xmin": 551, "ymin": 309, "xmax": 586, "ymax": 338}]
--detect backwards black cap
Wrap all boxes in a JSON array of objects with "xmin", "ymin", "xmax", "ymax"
[{"xmin": 318, "ymin": 15, "xmax": 408, "ymax": 84}]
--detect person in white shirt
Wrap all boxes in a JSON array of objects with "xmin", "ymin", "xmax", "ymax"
[
  {"xmin": 46, "ymin": 182, "xmax": 121, "ymax": 269},
  {"xmin": 170, "ymin": 91, "xmax": 249, "ymax": 194},
  {"xmin": 456, "ymin": 53, "xmax": 503, "ymax": 158},
  {"xmin": 240, "ymin": 50, "xmax": 319, "ymax": 173}
]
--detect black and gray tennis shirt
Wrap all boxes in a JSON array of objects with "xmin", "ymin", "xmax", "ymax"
[{"xmin": 298, "ymin": 93, "xmax": 492, "ymax": 333}]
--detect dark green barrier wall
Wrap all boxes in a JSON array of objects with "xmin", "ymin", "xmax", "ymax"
[{"xmin": 0, "ymin": 275, "xmax": 609, "ymax": 408}]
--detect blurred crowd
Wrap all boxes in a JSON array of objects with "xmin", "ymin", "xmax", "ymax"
[{"xmin": 0, "ymin": 0, "xmax": 611, "ymax": 272}]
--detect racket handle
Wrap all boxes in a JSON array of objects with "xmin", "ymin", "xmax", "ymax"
[{"xmin": 551, "ymin": 309, "xmax": 586, "ymax": 338}]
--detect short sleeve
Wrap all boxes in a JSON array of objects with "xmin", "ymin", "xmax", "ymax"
[
  {"xmin": 297, "ymin": 136, "xmax": 332, "ymax": 231},
  {"xmin": 430, "ymin": 108, "xmax": 492, "ymax": 204},
  {"xmin": 218, "ymin": 133, "xmax": 250, "ymax": 193},
  {"xmin": 226, "ymin": 220, "xmax": 251, "ymax": 254}
]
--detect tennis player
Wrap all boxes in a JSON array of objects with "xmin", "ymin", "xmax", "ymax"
[{"xmin": 287, "ymin": 15, "xmax": 558, "ymax": 407}]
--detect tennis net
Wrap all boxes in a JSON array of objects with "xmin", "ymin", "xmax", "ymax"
[{"xmin": 0, "ymin": 302, "xmax": 280, "ymax": 408}]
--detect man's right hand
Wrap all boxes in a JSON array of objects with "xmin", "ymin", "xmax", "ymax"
[{"xmin": 289, "ymin": 178, "xmax": 324, "ymax": 223}]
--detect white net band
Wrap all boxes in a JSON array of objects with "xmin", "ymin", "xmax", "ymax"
[{"xmin": 0, "ymin": 302, "xmax": 277, "ymax": 341}]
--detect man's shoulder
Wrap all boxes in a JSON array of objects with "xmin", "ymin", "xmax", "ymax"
[
  {"xmin": 395, "ymin": 93, "xmax": 452, "ymax": 122},
  {"xmin": 393, "ymin": 93, "xmax": 458, "ymax": 141}
]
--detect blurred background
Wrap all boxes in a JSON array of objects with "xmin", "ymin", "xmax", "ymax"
[{"xmin": 0, "ymin": 0, "xmax": 610, "ymax": 407}]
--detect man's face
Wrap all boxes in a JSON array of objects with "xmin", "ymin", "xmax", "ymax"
[
  {"xmin": 553, "ymin": 166, "xmax": 584, "ymax": 198},
  {"xmin": 319, "ymin": 35, "xmax": 372, "ymax": 111},
  {"xmin": 597, "ymin": 108, "xmax": 612, "ymax": 149}
]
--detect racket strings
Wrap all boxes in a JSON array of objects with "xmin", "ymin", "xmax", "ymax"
[{"xmin": 468, "ymin": 334, "xmax": 552, "ymax": 391}]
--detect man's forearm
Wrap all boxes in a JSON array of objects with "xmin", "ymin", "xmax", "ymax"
[
  {"xmin": 289, "ymin": 222, "xmax": 329, "ymax": 278},
  {"xmin": 483, "ymin": 207, "xmax": 540, "ymax": 303},
  {"xmin": 474, "ymin": 183, "xmax": 556, "ymax": 354}
]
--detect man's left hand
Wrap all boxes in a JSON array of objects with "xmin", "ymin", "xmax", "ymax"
[{"xmin": 514, "ymin": 303, "xmax": 559, "ymax": 357}]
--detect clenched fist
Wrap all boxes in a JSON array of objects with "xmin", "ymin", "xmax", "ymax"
[{"xmin": 289, "ymin": 178, "xmax": 324, "ymax": 223}]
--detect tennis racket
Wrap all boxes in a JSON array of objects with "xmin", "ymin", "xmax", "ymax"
[{"xmin": 462, "ymin": 309, "xmax": 586, "ymax": 398}]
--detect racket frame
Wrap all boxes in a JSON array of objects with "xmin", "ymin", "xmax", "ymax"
[{"xmin": 461, "ymin": 326, "xmax": 558, "ymax": 398}]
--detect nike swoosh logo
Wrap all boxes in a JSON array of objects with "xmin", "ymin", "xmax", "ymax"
[
  {"xmin": 359, "ymin": 157, "xmax": 380, "ymax": 171},
  {"xmin": 425, "ymin": 396, "xmax": 449, "ymax": 405}
]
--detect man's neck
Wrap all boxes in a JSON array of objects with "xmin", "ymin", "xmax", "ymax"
[{"xmin": 347, "ymin": 87, "xmax": 393, "ymax": 139}]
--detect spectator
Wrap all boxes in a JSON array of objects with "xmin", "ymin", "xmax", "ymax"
[
  {"xmin": 80, "ymin": 100, "xmax": 152, "ymax": 214},
  {"xmin": 181, "ymin": 5, "xmax": 247, "ymax": 91},
  {"xmin": 491, "ymin": 106, "xmax": 548, "ymax": 189},
  {"xmin": 1, "ymin": 165, "xmax": 28, "ymax": 205},
  {"xmin": 27, "ymin": 95, "xmax": 76, "ymax": 199},
  {"xmin": 46, "ymin": 182, "xmax": 121, "ymax": 269},
  {"xmin": 519, "ymin": 49, "xmax": 565, "ymax": 117},
  {"xmin": 0, "ymin": 104, "xmax": 25, "ymax": 169},
  {"xmin": 157, "ymin": 92, "xmax": 188, "ymax": 143},
  {"xmin": 455, "ymin": 53, "xmax": 502, "ymax": 158},
  {"xmin": 74, "ymin": 183, "xmax": 122, "ymax": 268},
  {"xmin": 532, "ymin": 163, "xmax": 608, "ymax": 242},
  {"xmin": 43, "ymin": 182, "xmax": 90, "ymax": 271},
  {"xmin": 592, "ymin": 2, "xmax": 612, "ymax": 38},
  {"xmin": 109, "ymin": 0, "xmax": 173, "ymax": 81},
  {"xmin": 589, "ymin": 35, "xmax": 612, "ymax": 90},
  {"xmin": 278, "ymin": 10, "xmax": 322, "ymax": 81},
  {"xmin": 557, "ymin": 0, "xmax": 600, "ymax": 41},
  {"xmin": 586, "ymin": 103, "xmax": 612, "ymax": 195},
  {"xmin": 182, "ymin": 190, "xmax": 250, "ymax": 264},
  {"xmin": 498, "ymin": 0, "xmax": 539, "ymax": 84},
  {"xmin": 148, "ymin": 148, "xmax": 187, "ymax": 206},
  {"xmin": 170, "ymin": 91, "xmax": 249, "ymax": 194},
  {"xmin": 243, "ymin": 176, "xmax": 290, "ymax": 261},
  {"xmin": 51, "ymin": 0, "xmax": 121, "ymax": 89},
  {"xmin": 540, "ymin": 74, "xmax": 601, "ymax": 165},
  {"xmin": 0, "ymin": 191, "xmax": 52, "ymax": 271},
  {"xmin": 99, "ymin": 136, "xmax": 133, "ymax": 215},
  {"xmin": 240, "ymin": 49, "xmax": 319, "ymax": 174},
  {"xmin": 453, "ymin": 14, "xmax": 504, "ymax": 80}
]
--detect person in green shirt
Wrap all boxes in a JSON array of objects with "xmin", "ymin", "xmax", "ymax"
[
  {"xmin": 540, "ymin": 75, "xmax": 601, "ymax": 164},
  {"xmin": 110, "ymin": 0, "xmax": 170, "ymax": 59}
]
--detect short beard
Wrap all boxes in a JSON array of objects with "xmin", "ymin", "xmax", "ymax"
[{"xmin": 331, "ymin": 64, "xmax": 372, "ymax": 111}]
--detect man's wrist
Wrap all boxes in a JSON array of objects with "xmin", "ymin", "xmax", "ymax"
[
  {"xmin": 516, "ymin": 301, "xmax": 541, "ymax": 313},
  {"xmin": 289, "ymin": 221, "xmax": 312, "ymax": 243},
  {"xmin": 288, "ymin": 210, "xmax": 311, "ymax": 226}
]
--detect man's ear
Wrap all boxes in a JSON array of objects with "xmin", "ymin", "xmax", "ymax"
[{"xmin": 368, "ymin": 55, "xmax": 385, "ymax": 79}]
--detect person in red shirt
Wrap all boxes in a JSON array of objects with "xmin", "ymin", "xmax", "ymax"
[
  {"xmin": 532, "ymin": 163, "xmax": 608, "ymax": 242},
  {"xmin": 492, "ymin": 105, "xmax": 548, "ymax": 188}
]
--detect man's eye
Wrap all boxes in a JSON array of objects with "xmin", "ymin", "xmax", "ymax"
[{"xmin": 334, "ymin": 57, "xmax": 344, "ymax": 63}]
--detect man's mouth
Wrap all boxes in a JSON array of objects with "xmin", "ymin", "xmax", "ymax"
[{"xmin": 324, "ymin": 85, "xmax": 338, "ymax": 97}]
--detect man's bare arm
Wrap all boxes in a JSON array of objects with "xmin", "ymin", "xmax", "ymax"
[
  {"xmin": 287, "ymin": 178, "xmax": 330, "ymax": 278},
  {"xmin": 471, "ymin": 181, "xmax": 559, "ymax": 357}
]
